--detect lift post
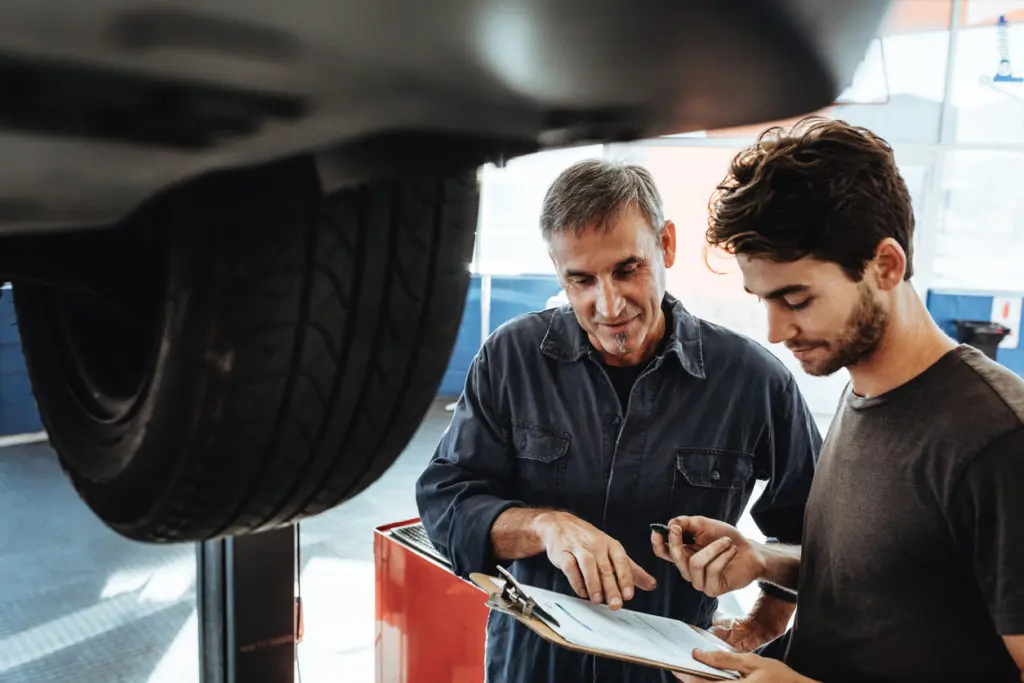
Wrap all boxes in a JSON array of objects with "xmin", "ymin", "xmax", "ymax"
[{"xmin": 197, "ymin": 524, "xmax": 297, "ymax": 683}]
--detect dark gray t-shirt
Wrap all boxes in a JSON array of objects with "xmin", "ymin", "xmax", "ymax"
[{"xmin": 786, "ymin": 345, "xmax": 1024, "ymax": 682}]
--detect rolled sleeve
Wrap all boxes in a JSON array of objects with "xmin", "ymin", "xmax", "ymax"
[
  {"xmin": 414, "ymin": 346, "xmax": 525, "ymax": 578},
  {"xmin": 750, "ymin": 375, "xmax": 822, "ymax": 544}
]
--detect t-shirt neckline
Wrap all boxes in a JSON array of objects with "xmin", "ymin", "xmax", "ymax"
[{"xmin": 845, "ymin": 344, "xmax": 976, "ymax": 410}]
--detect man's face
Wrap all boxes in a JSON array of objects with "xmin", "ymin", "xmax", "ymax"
[
  {"xmin": 548, "ymin": 206, "xmax": 676, "ymax": 366},
  {"xmin": 738, "ymin": 255, "xmax": 888, "ymax": 376}
]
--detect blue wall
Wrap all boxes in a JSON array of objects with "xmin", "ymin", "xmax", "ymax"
[
  {"xmin": 0, "ymin": 291, "xmax": 42, "ymax": 436},
  {"xmin": 926, "ymin": 289, "xmax": 1024, "ymax": 376},
  {"xmin": 437, "ymin": 277, "xmax": 483, "ymax": 397},
  {"xmin": 437, "ymin": 274, "xmax": 561, "ymax": 397}
]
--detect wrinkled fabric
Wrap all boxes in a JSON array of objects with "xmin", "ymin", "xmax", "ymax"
[{"xmin": 415, "ymin": 295, "xmax": 821, "ymax": 683}]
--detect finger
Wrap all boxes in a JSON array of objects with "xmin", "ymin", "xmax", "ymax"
[
  {"xmin": 596, "ymin": 554, "xmax": 623, "ymax": 609},
  {"xmin": 689, "ymin": 537, "xmax": 734, "ymax": 593},
  {"xmin": 703, "ymin": 545, "xmax": 739, "ymax": 597},
  {"xmin": 557, "ymin": 551, "xmax": 588, "ymax": 599},
  {"xmin": 668, "ymin": 522, "xmax": 699, "ymax": 556},
  {"xmin": 668, "ymin": 515, "xmax": 707, "ymax": 544},
  {"xmin": 693, "ymin": 649, "xmax": 759, "ymax": 675},
  {"xmin": 574, "ymin": 551, "xmax": 604, "ymax": 604},
  {"xmin": 667, "ymin": 526, "xmax": 693, "ymax": 582},
  {"xmin": 629, "ymin": 558, "xmax": 658, "ymax": 591},
  {"xmin": 608, "ymin": 544, "xmax": 635, "ymax": 601},
  {"xmin": 651, "ymin": 530, "xmax": 672, "ymax": 561}
]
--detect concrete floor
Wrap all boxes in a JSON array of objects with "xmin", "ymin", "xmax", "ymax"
[
  {"xmin": 0, "ymin": 399, "xmax": 451, "ymax": 683},
  {"xmin": 0, "ymin": 400, "xmax": 833, "ymax": 683}
]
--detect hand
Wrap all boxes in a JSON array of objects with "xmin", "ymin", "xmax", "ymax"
[
  {"xmin": 537, "ymin": 511, "xmax": 657, "ymax": 609},
  {"xmin": 652, "ymin": 516, "xmax": 765, "ymax": 597},
  {"xmin": 709, "ymin": 612, "xmax": 780, "ymax": 653},
  {"xmin": 673, "ymin": 650, "xmax": 815, "ymax": 682}
]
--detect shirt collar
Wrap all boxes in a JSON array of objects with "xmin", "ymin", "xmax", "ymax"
[{"xmin": 539, "ymin": 292, "xmax": 706, "ymax": 379}]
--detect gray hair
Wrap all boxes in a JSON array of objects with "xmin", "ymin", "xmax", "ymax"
[{"xmin": 540, "ymin": 158, "xmax": 665, "ymax": 242}]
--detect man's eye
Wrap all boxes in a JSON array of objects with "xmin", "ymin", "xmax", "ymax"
[
  {"xmin": 616, "ymin": 265, "xmax": 639, "ymax": 278},
  {"xmin": 569, "ymin": 276, "xmax": 591, "ymax": 286},
  {"xmin": 786, "ymin": 299, "xmax": 812, "ymax": 311}
]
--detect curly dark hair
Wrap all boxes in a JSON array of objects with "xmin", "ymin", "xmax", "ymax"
[{"xmin": 706, "ymin": 117, "xmax": 914, "ymax": 282}]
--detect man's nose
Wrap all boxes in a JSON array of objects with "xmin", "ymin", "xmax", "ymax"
[
  {"xmin": 766, "ymin": 306, "xmax": 797, "ymax": 345},
  {"xmin": 596, "ymin": 280, "xmax": 625, "ymax": 320}
]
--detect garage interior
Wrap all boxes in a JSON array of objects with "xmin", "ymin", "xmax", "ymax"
[{"xmin": 1, "ymin": 1, "xmax": 1024, "ymax": 681}]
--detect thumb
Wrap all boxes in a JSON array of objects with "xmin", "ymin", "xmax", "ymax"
[
  {"xmin": 693, "ymin": 649, "xmax": 756, "ymax": 675},
  {"xmin": 630, "ymin": 559, "xmax": 658, "ymax": 591}
]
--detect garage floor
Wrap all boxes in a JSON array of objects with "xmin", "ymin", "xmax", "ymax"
[
  {"xmin": 0, "ymin": 399, "xmax": 450, "ymax": 683},
  {"xmin": 0, "ymin": 399, "xmax": 832, "ymax": 683}
]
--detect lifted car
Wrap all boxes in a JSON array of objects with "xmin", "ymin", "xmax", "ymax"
[{"xmin": 0, "ymin": 0, "xmax": 891, "ymax": 542}]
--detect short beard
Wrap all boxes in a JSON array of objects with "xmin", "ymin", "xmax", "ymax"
[
  {"xmin": 612, "ymin": 331, "xmax": 630, "ymax": 354},
  {"xmin": 810, "ymin": 286, "xmax": 888, "ymax": 377}
]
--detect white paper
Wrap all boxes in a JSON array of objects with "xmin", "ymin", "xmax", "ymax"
[
  {"xmin": 523, "ymin": 583, "xmax": 739, "ymax": 679},
  {"xmin": 990, "ymin": 296, "xmax": 1022, "ymax": 349}
]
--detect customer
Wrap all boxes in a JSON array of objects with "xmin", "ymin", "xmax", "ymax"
[
  {"xmin": 659, "ymin": 118, "xmax": 1024, "ymax": 683},
  {"xmin": 415, "ymin": 158, "xmax": 822, "ymax": 683}
]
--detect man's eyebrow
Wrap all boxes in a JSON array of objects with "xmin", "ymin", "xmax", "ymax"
[
  {"xmin": 615, "ymin": 256, "xmax": 645, "ymax": 269},
  {"xmin": 565, "ymin": 256, "xmax": 645, "ymax": 279},
  {"xmin": 744, "ymin": 284, "xmax": 809, "ymax": 300}
]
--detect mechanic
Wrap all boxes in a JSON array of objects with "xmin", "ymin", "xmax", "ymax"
[
  {"xmin": 414, "ymin": 158, "xmax": 821, "ymax": 683},
  {"xmin": 658, "ymin": 118, "xmax": 1024, "ymax": 683}
]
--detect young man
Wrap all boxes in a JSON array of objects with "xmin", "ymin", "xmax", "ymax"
[
  {"xmin": 415, "ymin": 159, "xmax": 821, "ymax": 682},
  {"xmin": 655, "ymin": 118, "xmax": 1024, "ymax": 682}
]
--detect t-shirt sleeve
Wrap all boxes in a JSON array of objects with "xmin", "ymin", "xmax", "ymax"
[
  {"xmin": 947, "ymin": 426, "xmax": 1024, "ymax": 635},
  {"xmin": 749, "ymin": 374, "xmax": 822, "ymax": 545}
]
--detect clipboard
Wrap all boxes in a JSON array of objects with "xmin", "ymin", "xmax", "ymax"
[{"xmin": 469, "ymin": 567, "xmax": 739, "ymax": 680}]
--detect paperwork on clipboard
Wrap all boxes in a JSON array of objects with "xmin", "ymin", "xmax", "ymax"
[{"xmin": 471, "ymin": 567, "xmax": 739, "ymax": 680}]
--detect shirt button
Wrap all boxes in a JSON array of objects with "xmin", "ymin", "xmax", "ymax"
[{"xmin": 710, "ymin": 470, "xmax": 721, "ymax": 482}]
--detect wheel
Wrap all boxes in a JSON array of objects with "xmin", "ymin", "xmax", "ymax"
[{"xmin": 12, "ymin": 156, "xmax": 479, "ymax": 542}]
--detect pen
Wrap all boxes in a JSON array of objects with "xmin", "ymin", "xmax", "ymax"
[{"xmin": 650, "ymin": 522, "xmax": 696, "ymax": 546}]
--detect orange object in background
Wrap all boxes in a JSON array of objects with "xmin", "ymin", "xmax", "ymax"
[{"xmin": 375, "ymin": 518, "xmax": 489, "ymax": 683}]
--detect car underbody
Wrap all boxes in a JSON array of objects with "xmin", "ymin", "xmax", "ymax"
[{"xmin": 0, "ymin": 0, "xmax": 892, "ymax": 541}]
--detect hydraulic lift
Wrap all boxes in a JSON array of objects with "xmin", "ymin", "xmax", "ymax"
[{"xmin": 197, "ymin": 525, "xmax": 299, "ymax": 683}]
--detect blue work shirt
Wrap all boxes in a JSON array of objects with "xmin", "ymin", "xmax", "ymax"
[{"xmin": 415, "ymin": 294, "xmax": 821, "ymax": 683}]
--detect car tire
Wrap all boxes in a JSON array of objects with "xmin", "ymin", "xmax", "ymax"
[{"xmin": 13, "ymin": 156, "xmax": 478, "ymax": 542}]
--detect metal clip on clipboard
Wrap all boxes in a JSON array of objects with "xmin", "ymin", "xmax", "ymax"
[{"xmin": 485, "ymin": 566, "xmax": 561, "ymax": 628}]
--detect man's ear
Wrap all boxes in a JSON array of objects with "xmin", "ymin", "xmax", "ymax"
[
  {"xmin": 661, "ymin": 220, "xmax": 677, "ymax": 269},
  {"xmin": 873, "ymin": 238, "xmax": 906, "ymax": 290}
]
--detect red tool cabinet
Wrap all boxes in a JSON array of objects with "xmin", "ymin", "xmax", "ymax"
[{"xmin": 374, "ymin": 518, "xmax": 489, "ymax": 683}]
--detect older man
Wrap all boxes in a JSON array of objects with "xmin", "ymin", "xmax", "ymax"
[{"xmin": 415, "ymin": 158, "xmax": 821, "ymax": 683}]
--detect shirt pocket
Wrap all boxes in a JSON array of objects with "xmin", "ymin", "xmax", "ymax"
[
  {"xmin": 669, "ymin": 447, "xmax": 754, "ymax": 522},
  {"xmin": 511, "ymin": 420, "xmax": 570, "ymax": 505}
]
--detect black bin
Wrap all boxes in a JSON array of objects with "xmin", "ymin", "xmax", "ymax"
[{"xmin": 953, "ymin": 320, "xmax": 1012, "ymax": 361}]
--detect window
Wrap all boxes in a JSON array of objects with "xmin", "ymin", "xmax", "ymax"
[
  {"xmin": 949, "ymin": 14, "xmax": 1024, "ymax": 144},
  {"xmin": 932, "ymin": 150, "xmax": 1024, "ymax": 289},
  {"xmin": 475, "ymin": 145, "xmax": 605, "ymax": 275},
  {"xmin": 663, "ymin": 1, "xmax": 953, "ymax": 145}
]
